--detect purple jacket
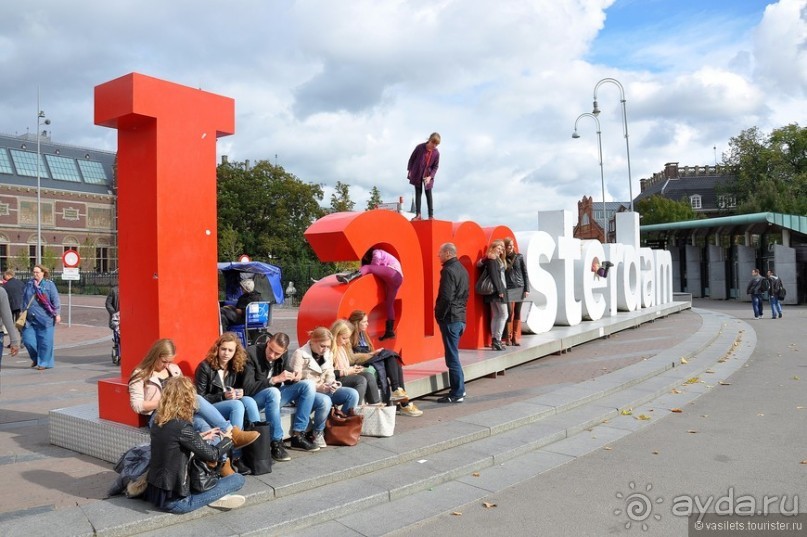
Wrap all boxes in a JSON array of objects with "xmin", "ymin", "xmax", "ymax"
[{"xmin": 407, "ymin": 142, "xmax": 440, "ymax": 190}]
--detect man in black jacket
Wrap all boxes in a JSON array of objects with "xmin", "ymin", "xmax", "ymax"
[
  {"xmin": 434, "ymin": 242, "xmax": 469, "ymax": 403},
  {"xmin": 2, "ymin": 270, "xmax": 24, "ymax": 320},
  {"xmin": 244, "ymin": 332, "xmax": 321, "ymax": 460}
]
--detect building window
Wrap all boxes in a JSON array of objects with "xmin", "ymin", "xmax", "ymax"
[
  {"xmin": 717, "ymin": 195, "xmax": 736, "ymax": 209},
  {"xmin": 0, "ymin": 149, "xmax": 13, "ymax": 175},
  {"xmin": 0, "ymin": 244, "xmax": 7, "ymax": 272},
  {"xmin": 690, "ymin": 195, "xmax": 702, "ymax": 210},
  {"xmin": 29, "ymin": 244, "xmax": 38, "ymax": 267},
  {"xmin": 45, "ymin": 154, "xmax": 82, "ymax": 182},
  {"xmin": 96, "ymin": 247, "xmax": 110, "ymax": 273},
  {"xmin": 0, "ymin": 202, "xmax": 8, "ymax": 216},
  {"xmin": 77, "ymin": 160, "xmax": 109, "ymax": 184},
  {"xmin": 10, "ymin": 149, "xmax": 50, "ymax": 178}
]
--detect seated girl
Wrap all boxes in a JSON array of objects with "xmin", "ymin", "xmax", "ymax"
[
  {"xmin": 348, "ymin": 310, "xmax": 422, "ymax": 417},
  {"xmin": 330, "ymin": 320, "xmax": 382, "ymax": 405},
  {"xmin": 195, "ymin": 333, "xmax": 262, "ymax": 432},
  {"xmin": 144, "ymin": 376, "xmax": 246, "ymax": 513},
  {"xmin": 128, "ymin": 338, "xmax": 259, "ymax": 450},
  {"xmin": 289, "ymin": 327, "xmax": 360, "ymax": 448}
]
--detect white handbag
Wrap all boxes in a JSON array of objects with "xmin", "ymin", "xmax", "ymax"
[{"xmin": 357, "ymin": 404, "xmax": 396, "ymax": 437}]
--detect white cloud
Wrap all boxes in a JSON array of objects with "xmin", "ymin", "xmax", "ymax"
[{"xmin": 1, "ymin": 0, "xmax": 803, "ymax": 234}]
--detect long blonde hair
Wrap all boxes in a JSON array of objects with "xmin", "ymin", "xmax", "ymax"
[
  {"xmin": 330, "ymin": 319, "xmax": 355, "ymax": 370},
  {"xmin": 154, "ymin": 376, "xmax": 196, "ymax": 427},
  {"xmin": 203, "ymin": 332, "xmax": 247, "ymax": 372},
  {"xmin": 129, "ymin": 339, "xmax": 176, "ymax": 385},
  {"xmin": 488, "ymin": 239, "xmax": 505, "ymax": 267}
]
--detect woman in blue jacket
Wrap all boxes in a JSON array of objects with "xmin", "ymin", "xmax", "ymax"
[{"xmin": 21, "ymin": 264, "xmax": 61, "ymax": 370}]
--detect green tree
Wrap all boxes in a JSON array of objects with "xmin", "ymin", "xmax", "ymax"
[
  {"xmin": 218, "ymin": 224, "xmax": 243, "ymax": 262},
  {"xmin": 636, "ymin": 195, "xmax": 697, "ymax": 225},
  {"xmin": 11, "ymin": 248, "xmax": 30, "ymax": 271},
  {"xmin": 724, "ymin": 123, "xmax": 807, "ymax": 215},
  {"xmin": 329, "ymin": 181, "xmax": 355, "ymax": 213},
  {"xmin": 217, "ymin": 160, "xmax": 325, "ymax": 263},
  {"xmin": 366, "ymin": 186, "xmax": 383, "ymax": 210},
  {"xmin": 41, "ymin": 247, "xmax": 59, "ymax": 274}
]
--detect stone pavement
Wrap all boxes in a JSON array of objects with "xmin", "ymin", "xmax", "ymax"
[{"xmin": 0, "ymin": 295, "xmax": 715, "ymax": 535}]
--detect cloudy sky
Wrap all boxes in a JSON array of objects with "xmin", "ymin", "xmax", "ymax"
[{"xmin": 2, "ymin": 0, "xmax": 804, "ymax": 232}]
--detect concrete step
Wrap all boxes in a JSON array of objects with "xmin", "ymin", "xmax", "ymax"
[{"xmin": 3, "ymin": 308, "xmax": 753, "ymax": 537}]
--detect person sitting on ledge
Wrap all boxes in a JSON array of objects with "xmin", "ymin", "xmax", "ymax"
[{"xmin": 591, "ymin": 257, "xmax": 614, "ymax": 279}]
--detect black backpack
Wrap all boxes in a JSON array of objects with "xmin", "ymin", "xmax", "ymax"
[{"xmin": 759, "ymin": 277, "xmax": 770, "ymax": 293}]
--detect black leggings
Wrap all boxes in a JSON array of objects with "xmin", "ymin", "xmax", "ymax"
[{"xmin": 414, "ymin": 184, "xmax": 433, "ymax": 217}]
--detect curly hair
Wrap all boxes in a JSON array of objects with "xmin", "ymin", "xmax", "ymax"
[
  {"xmin": 155, "ymin": 376, "xmax": 196, "ymax": 426},
  {"xmin": 203, "ymin": 332, "xmax": 247, "ymax": 372},
  {"xmin": 129, "ymin": 338, "xmax": 176, "ymax": 385}
]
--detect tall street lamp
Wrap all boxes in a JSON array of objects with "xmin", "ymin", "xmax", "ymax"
[
  {"xmin": 36, "ymin": 90, "xmax": 50, "ymax": 265},
  {"xmin": 572, "ymin": 113, "xmax": 607, "ymax": 241},
  {"xmin": 592, "ymin": 77, "xmax": 634, "ymax": 211}
]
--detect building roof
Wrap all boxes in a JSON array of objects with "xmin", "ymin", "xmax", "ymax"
[
  {"xmin": 0, "ymin": 132, "xmax": 116, "ymax": 195},
  {"xmin": 640, "ymin": 212, "xmax": 807, "ymax": 238}
]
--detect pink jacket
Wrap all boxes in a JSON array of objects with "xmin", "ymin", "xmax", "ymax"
[{"xmin": 371, "ymin": 249, "xmax": 402, "ymax": 276}]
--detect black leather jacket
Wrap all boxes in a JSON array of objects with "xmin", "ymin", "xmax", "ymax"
[
  {"xmin": 243, "ymin": 342, "xmax": 288, "ymax": 396},
  {"xmin": 194, "ymin": 361, "xmax": 247, "ymax": 404},
  {"xmin": 147, "ymin": 419, "xmax": 233, "ymax": 498},
  {"xmin": 505, "ymin": 252, "xmax": 530, "ymax": 292},
  {"xmin": 435, "ymin": 257, "xmax": 469, "ymax": 323}
]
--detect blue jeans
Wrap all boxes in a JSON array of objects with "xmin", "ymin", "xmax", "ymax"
[
  {"xmin": 769, "ymin": 295, "xmax": 782, "ymax": 317},
  {"xmin": 163, "ymin": 473, "xmax": 245, "ymax": 514},
  {"xmin": 193, "ymin": 395, "xmax": 232, "ymax": 433},
  {"xmin": 439, "ymin": 321, "xmax": 466, "ymax": 398},
  {"xmin": 22, "ymin": 318, "xmax": 55, "ymax": 368},
  {"xmin": 751, "ymin": 294, "xmax": 763, "ymax": 318},
  {"xmin": 312, "ymin": 388, "xmax": 358, "ymax": 432},
  {"xmin": 212, "ymin": 397, "xmax": 261, "ymax": 430},
  {"xmin": 253, "ymin": 380, "xmax": 318, "ymax": 441}
]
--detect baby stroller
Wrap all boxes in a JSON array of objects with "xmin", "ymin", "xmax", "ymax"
[{"xmin": 110, "ymin": 312, "xmax": 121, "ymax": 365}]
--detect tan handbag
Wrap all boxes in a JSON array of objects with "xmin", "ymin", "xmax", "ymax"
[{"xmin": 14, "ymin": 295, "xmax": 36, "ymax": 331}]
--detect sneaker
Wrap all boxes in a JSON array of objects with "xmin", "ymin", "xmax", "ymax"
[
  {"xmin": 311, "ymin": 430, "xmax": 327, "ymax": 448},
  {"xmin": 411, "ymin": 214, "xmax": 422, "ymax": 221},
  {"xmin": 603, "ymin": 260, "xmax": 614, "ymax": 268},
  {"xmin": 398, "ymin": 402, "xmax": 423, "ymax": 417},
  {"xmin": 289, "ymin": 432, "xmax": 319, "ymax": 452},
  {"xmin": 208, "ymin": 494, "xmax": 246, "ymax": 510},
  {"xmin": 436, "ymin": 395, "xmax": 465, "ymax": 404},
  {"xmin": 271, "ymin": 440, "xmax": 291, "ymax": 462},
  {"xmin": 390, "ymin": 388, "xmax": 410, "ymax": 404}
]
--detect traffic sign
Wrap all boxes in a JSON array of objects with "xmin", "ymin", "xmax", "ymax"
[
  {"xmin": 62, "ymin": 250, "xmax": 81, "ymax": 268},
  {"xmin": 62, "ymin": 267, "xmax": 80, "ymax": 280}
]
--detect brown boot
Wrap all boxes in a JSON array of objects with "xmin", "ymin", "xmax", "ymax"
[
  {"xmin": 219, "ymin": 458, "xmax": 235, "ymax": 477},
  {"xmin": 230, "ymin": 426, "xmax": 260, "ymax": 449},
  {"xmin": 511, "ymin": 319, "xmax": 521, "ymax": 346}
]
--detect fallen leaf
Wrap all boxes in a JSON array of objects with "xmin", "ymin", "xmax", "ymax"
[
  {"xmin": 671, "ymin": 388, "xmax": 682, "ymax": 394},
  {"xmin": 472, "ymin": 472, "xmax": 480, "ymax": 477},
  {"xmin": 652, "ymin": 450, "xmax": 659, "ymax": 455},
  {"xmin": 797, "ymin": 406, "xmax": 805, "ymax": 410},
  {"xmin": 687, "ymin": 430, "xmax": 698, "ymax": 434},
  {"xmin": 680, "ymin": 357, "xmax": 688, "ymax": 364},
  {"xmin": 483, "ymin": 502, "xmax": 497, "ymax": 509},
  {"xmin": 793, "ymin": 376, "xmax": 800, "ymax": 381},
  {"xmin": 671, "ymin": 408, "xmax": 683, "ymax": 413},
  {"xmin": 801, "ymin": 460, "xmax": 807, "ymax": 465},
  {"xmin": 452, "ymin": 512, "xmax": 462, "ymax": 516},
  {"xmin": 620, "ymin": 408, "xmax": 633, "ymax": 416},
  {"xmin": 684, "ymin": 377, "xmax": 700, "ymax": 385},
  {"xmin": 636, "ymin": 414, "xmax": 651, "ymax": 421},
  {"xmin": 718, "ymin": 381, "xmax": 731, "ymax": 386},
  {"xmin": 701, "ymin": 415, "xmax": 709, "ymax": 418},
  {"xmin": 603, "ymin": 446, "xmax": 613, "ymax": 450},
  {"xmin": 705, "ymin": 369, "xmax": 716, "ymax": 374}
]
